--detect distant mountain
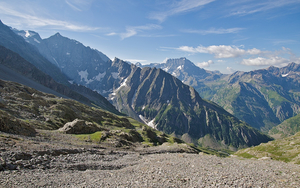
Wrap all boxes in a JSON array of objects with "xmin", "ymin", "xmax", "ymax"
[
  {"xmin": 269, "ymin": 113, "xmax": 300, "ymax": 139},
  {"xmin": 208, "ymin": 64, "xmax": 300, "ymax": 132},
  {"xmin": 140, "ymin": 58, "xmax": 223, "ymax": 87},
  {"xmin": 0, "ymin": 20, "xmax": 69, "ymax": 85},
  {"xmin": 14, "ymin": 30, "xmax": 113, "ymax": 96},
  {"xmin": 145, "ymin": 57, "xmax": 300, "ymax": 132},
  {"xmin": 9, "ymin": 26, "xmax": 272, "ymax": 150},
  {"xmin": 0, "ymin": 21, "xmax": 120, "ymax": 114},
  {"xmin": 0, "ymin": 45, "xmax": 120, "ymax": 114}
]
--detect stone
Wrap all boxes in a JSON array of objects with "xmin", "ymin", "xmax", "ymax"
[{"xmin": 58, "ymin": 119, "xmax": 100, "ymax": 134}]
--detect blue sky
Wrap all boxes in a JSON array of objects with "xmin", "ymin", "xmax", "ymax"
[{"xmin": 0, "ymin": 0, "xmax": 300, "ymax": 73}]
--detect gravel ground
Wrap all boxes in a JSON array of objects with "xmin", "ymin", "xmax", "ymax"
[
  {"xmin": 1, "ymin": 131, "xmax": 299, "ymax": 187},
  {"xmin": 1, "ymin": 150, "xmax": 299, "ymax": 187}
]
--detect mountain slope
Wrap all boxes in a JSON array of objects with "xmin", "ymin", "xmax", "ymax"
[
  {"xmin": 110, "ymin": 63, "xmax": 272, "ymax": 149},
  {"xmin": 0, "ymin": 21, "xmax": 121, "ymax": 114},
  {"xmin": 215, "ymin": 66, "xmax": 300, "ymax": 131},
  {"xmin": 269, "ymin": 113, "xmax": 300, "ymax": 139},
  {"xmin": 146, "ymin": 58, "xmax": 300, "ymax": 132},
  {"xmin": 15, "ymin": 30, "xmax": 115, "ymax": 97},
  {"xmin": 235, "ymin": 131, "xmax": 300, "ymax": 164},
  {"xmin": 0, "ymin": 79, "xmax": 183, "ymax": 148},
  {"xmin": 0, "ymin": 20, "xmax": 69, "ymax": 85},
  {"xmin": 0, "ymin": 45, "xmax": 120, "ymax": 114}
]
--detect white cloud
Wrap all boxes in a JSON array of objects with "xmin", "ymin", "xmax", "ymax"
[
  {"xmin": 177, "ymin": 45, "xmax": 248, "ymax": 58},
  {"xmin": 241, "ymin": 56, "xmax": 290, "ymax": 66},
  {"xmin": 205, "ymin": 45, "xmax": 246, "ymax": 58},
  {"xmin": 65, "ymin": 0, "xmax": 94, "ymax": 11},
  {"xmin": 175, "ymin": 44, "xmax": 299, "ymax": 67},
  {"xmin": 182, "ymin": 27, "xmax": 244, "ymax": 35},
  {"xmin": 229, "ymin": 0, "xmax": 300, "ymax": 16},
  {"xmin": 65, "ymin": 0, "xmax": 82, "ymax": 11},
  {"xmin": 176, "ymin": 45, "xmax": 270, "ymax": 58},
  {"xmin": 247, "ymin": 48, "xmax": 262, "ymax": 55},
  {"xmin": 149, "ymin": 0, "xmax": 215, "ymax": 22},
  {"xmin": 197, "ymin": 60, "xmax": 214, "ymax": 68},
  {"xmin": 227, "ymin": 67, "xmax": 236, "ymax": 73},
  {"xmin": 108, "ymin": 24, "xmax": 162, "ymax": 40},
  {"xmin": 0, "ymin": 5, "xmax": 99, "ymax": 32}
]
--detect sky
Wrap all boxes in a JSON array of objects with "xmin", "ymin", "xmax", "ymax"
[{"xmin": 0, "ymin": 0, "xmax": 300, "ymax": 74}]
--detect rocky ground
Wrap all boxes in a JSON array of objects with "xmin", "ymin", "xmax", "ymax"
[{"xmin": 1, "ymin": 130, "xmax": 300, "ymax": 187}]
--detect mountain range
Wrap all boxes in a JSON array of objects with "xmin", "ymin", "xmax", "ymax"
[
  {"xmin": 0, "ymin": 20, "xmax": 278, "ymax": 150},
  {"xmin": 141, "ymin": 58, "xmax": 300, "ymax": 132}
]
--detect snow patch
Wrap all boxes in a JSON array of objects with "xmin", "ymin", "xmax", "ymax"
[
  {"xmin": 120, "ymin": 78, "xmax": 128, "ymax": 87},
  {"xmin": 52, "ymin": 57, "xmax": 60, "ymax": 67},
  {"xmin": 147, "ymin": 119, "xmax": 157, "ymax": 129},
  {"xmin": 282, "ymin": 73, "xmax": 289, "ymax": 77},
  {"xmin": 112, "ymin": 78, "xmax": 128, "ymax": 96},
  {"xmin": 111, "ymin": 72, "xmax": 119, "ymax": 79},
  {"xmin": 139, "ymin": 115, "xmax": 147, "ymax": 124},
  {"xmin": 25, "ymin": 30, "xmax": 30, "ymax": 37},
  {"xmin": 94, "ymin": 71, "xmax": 106, "ymax": 81},
  {"xmin": 163, "ymin": 67, "xmax": 169, "ymax": 72},
  {"xmin": 33, "ymin": 38, "xmax": 40, "ymax": 43},
  {"xmin": 172, "ymin": 72, "xmax": 178, "ymax": 77},
  {"xmin": 177, "ymin": 65, "xmax": 184, "ymax": 70},
  {"xmin": 68, "ymin": 80, "xmax": 74, "ymax": 84},
  {"xmin": 139, "ymin": 115, "xmax": 157, "ymax": 129},
  {"xmin": 78, "ymin": 70, "xmax": 93, "ymax": 84}
]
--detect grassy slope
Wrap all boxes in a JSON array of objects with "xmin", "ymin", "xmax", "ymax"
[
  {"xmin": 269, "ymin": 113, "xmax": 300, "ymax": 139},
  {"xmin": 235, "ymin": 131, "xmax": 300, "ymax": 164}
]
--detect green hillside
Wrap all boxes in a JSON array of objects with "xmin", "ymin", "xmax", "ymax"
[{"xmin": 235, "ymin": 131, "xmax": 300, "ymax": 164}]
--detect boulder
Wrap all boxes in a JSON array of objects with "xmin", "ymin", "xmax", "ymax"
[{"xmin": 58, "ymin": 119, "xmax": 100, "ymax": 134}]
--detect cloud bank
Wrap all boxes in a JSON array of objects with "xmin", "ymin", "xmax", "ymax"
[{"xmin": 177, "ymin": 44, "xmax": 298, "ymax": 67}]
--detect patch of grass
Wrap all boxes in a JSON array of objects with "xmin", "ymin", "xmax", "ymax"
[
  {"xmin": 75, "ymin": 131, "xmax": 102, "ymax": 142},
  {"xmin": 237, "ymin": 152, "xmax": 256, "ymax": 159}
]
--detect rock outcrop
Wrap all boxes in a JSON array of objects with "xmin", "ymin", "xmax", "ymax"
[{"xmin": 58, "ymin": 119, "xmax": 100, "ymax": 134}]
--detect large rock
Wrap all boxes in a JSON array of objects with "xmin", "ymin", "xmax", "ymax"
[{"xmin": 58, "ymin": 119, "xmax": 100, "ymax": 134}]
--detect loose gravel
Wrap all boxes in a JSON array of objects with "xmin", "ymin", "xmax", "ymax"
[{"xmin": 1, "ymin": 151, "xmax": 299, "ymax": 187}]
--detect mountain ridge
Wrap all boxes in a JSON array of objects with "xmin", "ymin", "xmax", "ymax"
[{"xmin": 142, "ymin": 57, "xmax": 300, "ymax": 132}]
